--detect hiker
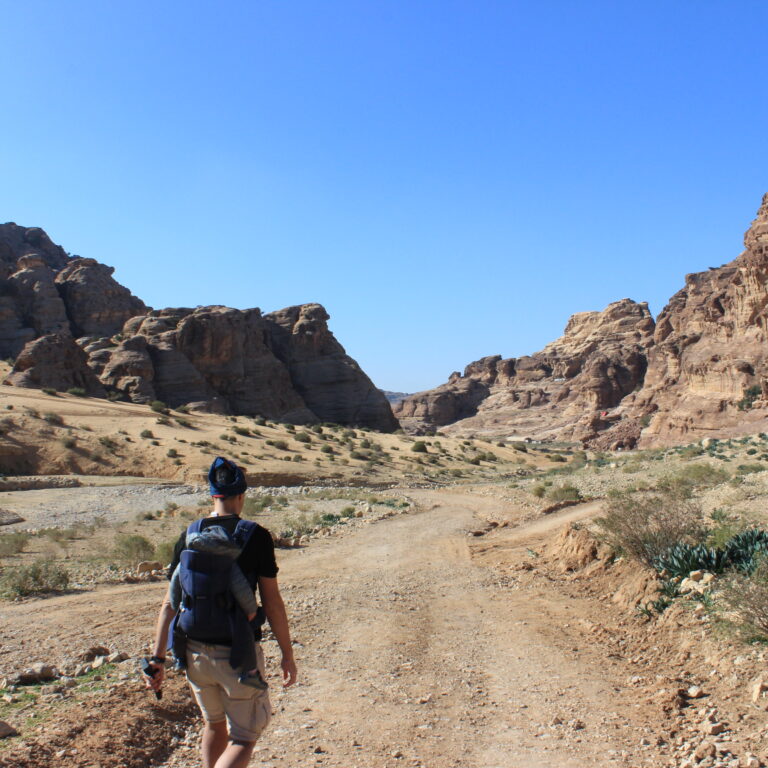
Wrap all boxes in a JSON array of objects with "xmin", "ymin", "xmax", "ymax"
[{"xmin": 144, "ymin": 457, "xmax": 297, "ymax": 768}]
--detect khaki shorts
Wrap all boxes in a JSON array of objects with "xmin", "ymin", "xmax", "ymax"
[{"xmin": 185, "ymin": 639, "xmax": 271, "ymax": 743}]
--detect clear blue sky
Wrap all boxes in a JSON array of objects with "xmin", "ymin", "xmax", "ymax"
[{"xmin": 1, "ymin": 1, "xmax": 766, "ymax": 393}]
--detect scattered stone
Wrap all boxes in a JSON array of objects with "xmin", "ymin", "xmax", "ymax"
[
  {"xmin": 106, "ymin": 652, "xmax": 129, "ymax": 664},
  {"xmin": 701, "ymin": 721, "xmax": 726, "ymax": 736},
  {"xmin": 0, "ymin": 721, "xmax": 18, "ymax": 739},
  {"xmin": 687, "ymin": 685, "xmax": 705, "ymax": 699},
  {"xmin": 751, "ymin": 677, "xmax": 768, "ymax": 704},
  {"xmin": 137, "ymin": 560, "xmax": 163, "ymax": 575},
  {"xmin": 78, "ymin": 646, "xmax": 110, "ymax": 662},
  {"xmin": 689, "ymin": 570, "xmax": 704, "ymax": 582},
  {"xmin": 695, "ymin": 742, "xmax": 716, "ymax": 760}
]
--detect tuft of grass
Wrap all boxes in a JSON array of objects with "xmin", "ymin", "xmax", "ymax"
[
  {"xmin": 67, "ymin": 387, "xmax": 87, "ymax": 397},
  {"xmin": 0, "ymin": 531, "xmax": 31, "ymax": 557},
  {"xmin": 546, "ymin": 484, "xmax": 582, "ymax": 503}
]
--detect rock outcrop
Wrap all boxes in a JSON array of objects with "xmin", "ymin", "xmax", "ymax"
[
  {"xmin": 397, "ymin": 194, "xmax": 768, "ymax": 448},
  {"xmin": 0, "ymin": 223, "xmax": 147, "ymax": 357},
  {"xmin": 4, "ymin": 334, "xmax": 106, "ymax": 396},
  {"xmin": 396, "ymin": 298, "xmax": 655, "ymax": 442},
  {"xmin": 622, "ymin": 193, "xmax": 768, "ymax": 445},
  {"xmin": 0, "ymin": 223, "xmax": 398, "ymax": 431}
]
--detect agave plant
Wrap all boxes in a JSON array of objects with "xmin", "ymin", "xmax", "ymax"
[
  {"xmin": 723, "ymin": 529, "xmax": 768, "ymax": 573},
  {"xmin": 653, "ymin": 542, "xmax": 729, "ymax": 578}
]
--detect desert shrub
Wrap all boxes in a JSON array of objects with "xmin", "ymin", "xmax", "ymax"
[
  {"xmin": 272, "ymin": 439, "xmax": 288, "ymax": 451},
  {"xmin": 595, "ymin": 490, "xmax": 707, "ymax": 566},
  {"xmin": 320, "ymin": 445, "xmax": 333, "ymax": 454},
  {"xmin": 549, "ymin": 454, "xmax": 567, "ymax": 463},
  {"xmin": 233, "ymin": 426, "xmax": 251, "ymax": 437},
  {"xmin": 0, "ymin": 531, "xmax": 30, "ymax": 556},
  {"xmin": 253, "ymin": 416, "xmax": 266, "ymax": 426},
  {"xmin": 113, "ymin": 533, "xmax": 154, "ymax": 564},
  {"xmin": 341, "ymin": 506, "xmax": 356, "ymax": 517},
  {"xmin": 156, "ymin": 415, "xmax": 171, "ymax": 426},
  {"xmin": 718, "ymin": 558, "xmax": 768, "ymax": 639},
  {"xmin": 167, "ymin": 448, "xmax": 178, "ymax": 458},
  {"xmin": 284, "ymin": 423, "xmax": 295, "ymax": 432},
  {"xmin": 39, "ymin": 527, "xmax": 77, "ymax": 544},
  {"xmin": 311, "ymin": 425, "xmax": 323, "ymax": 434},
  {"xmin": 150, "ymin": 400, "xmax": 168, "ymax": 413},
  {"xmin": 531, "ymin": 484, "xmax": 546, "ymax": 498},
  {"xmin": 154, "ymin": 539, "xmax": 177, "ymax": 566},
  {"xmin": 175, "ymin": 404, "xmax": 189, "ymax": 413},
  {"xmin": 292, "ymin": 454, "xmax": 304, "ymax": 462},
  {"xmin": 98, "ymin": 436, "xmax": 119, "ymax": 452},
  {"xmin": 61, "ymin": 435, "xmax": 76, "ymax": 449},
  {"xmin": 175, "ymin": 417, "xmax": 192, "ymax": 428},
  {"xmin": 656, "ymin": 464, "xmax": 729, "ymax": 497},
  {"xmin": 738, "ymin": 385, "xmax": 762, "ymax": 411},
  {"xmin": 737, "ymin": 463, "xmax": 764, "ymax": 475},
  {"xmin": 546, "ymin": 484, "xmax": 582, "ymax": 503},
  {"xmin": 0, "ymin": 559, "xmax": 69, "ymax": 597},
  {"xmin": 67, "ymin": 387, "xmax": 87, "ymax": 397},
  {"xmin": 411, "ymin": 441, "xmax": 428, "ymax": 453},
  {"xmin": 41, "ymin": 387, "xmax": 58, "ymax": 396},
  {"xmin": 350, "ymin": 450, "xmax": 368, "ymax": 460},
  {"xmin": 295, "ymin": 432, "xmax": 311, "ymax": 443},
  {"xmin": 140, "ymin": 429, "xmax": 154, "ymax": 439}
]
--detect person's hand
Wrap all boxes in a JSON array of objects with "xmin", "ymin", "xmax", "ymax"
[
  {"xmin": 281, "ymin": 655, "xmax": 297, "ymax": 688},
  {"xmin": 144, "ymin": 661, "xmax": 165, "ymax": 693}
]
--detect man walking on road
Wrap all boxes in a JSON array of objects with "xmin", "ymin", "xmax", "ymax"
[{"xmin": 145, "ymin": 457, "xmax": 297, "ymax": 768}]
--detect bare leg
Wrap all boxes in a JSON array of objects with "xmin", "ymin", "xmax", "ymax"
[
  {"xmin": 201, "ymin": 720, "xmax": 229, "ymax": 768},
  {"xmin": 213, "ymin": 740, "xmax": 256, "ymax": 768}
]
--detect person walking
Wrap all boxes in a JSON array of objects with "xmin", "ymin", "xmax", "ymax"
[{"xmin": 144, "ymin": 457, "xmax": 297, "ymax": 768}]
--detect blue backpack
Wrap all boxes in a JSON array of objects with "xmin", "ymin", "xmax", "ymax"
[{"xmin": 170, "ymin": 518, "xmax": 262, "ymax": 668}]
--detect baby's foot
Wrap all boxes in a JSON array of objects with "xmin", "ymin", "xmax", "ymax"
[{"xmin": 239, "ymin": 668, "xmax": 268, "ymax": 690}]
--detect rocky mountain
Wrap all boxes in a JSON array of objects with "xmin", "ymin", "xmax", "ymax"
[
  {"xmin": 396, "ymin": 298, "xmax": 655, "ymax": 443},
  {"xmin": 381, "ymin": 391, "xmax": 411, "ymax": 405},
  {"xmin": 0, "ymin": 223, "xmax": 398, "ymax": 431},
  {"xmin": 396, "ymin": 194, "xmax": 768, "ymax": 448}
]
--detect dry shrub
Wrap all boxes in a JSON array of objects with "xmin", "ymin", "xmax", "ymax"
[
  {"xmin": 595, "ymin": 490, "xmax": 707, "ymax": 566},
  {"xmin": 718, "ymin": 558, "xmax": 768, "ymax": 639},
  {"xmin": 113, "ymin": 533, "xmax": 154, "ymax": 564},
  {"xmin": 0, "ymin": 559, "xmax": 70, "ymax": 596}
]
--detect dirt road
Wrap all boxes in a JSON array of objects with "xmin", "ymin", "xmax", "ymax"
[{"xmin": 2, "ymin": 489, "xmax": 667, "ymax": 768}]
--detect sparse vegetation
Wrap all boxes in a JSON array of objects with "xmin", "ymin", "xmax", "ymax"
[
  {"xmin": 0, "ymin": 559, "xmax": 70, "ymax": 597},
  {"xmin": 67, "ymin": 387, "xmax": 87, "ymax": 397},
  {"xmin": 0, "ymin": 531, "xmax": 30, "ymax": 557},
  {"xmin": 112, "ymin": 534, "xmax": 154, "ymax": 564}
]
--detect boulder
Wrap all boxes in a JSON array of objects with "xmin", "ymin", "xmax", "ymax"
[
  {"xmin": 136, "ymin": 561, "xmax": 163, "ymax": 575},
  {"xmin": 4, "ymin": 334, "xmax": 106, "ymax": 396}
]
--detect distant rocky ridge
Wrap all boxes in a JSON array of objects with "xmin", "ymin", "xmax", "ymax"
[
  {"xmin": 0, "ymin": 223, "xmax": 397, "ymax": 431},
  {"xmin": 381, "ymin": 391, "xmax": 411, "ymax": 405},
  {"xmin": 396, "ymin": 194, "xmax": 768, "ymax": 448}
]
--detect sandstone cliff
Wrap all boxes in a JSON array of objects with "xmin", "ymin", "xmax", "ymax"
[
  {"xmin": 396, "ymin": 298, "xmax": 655, "ymax": 442},
  {"xmin": 397, "ymin": 194, "xmax": 768, "ymax": 448},
  {"xmin": 0, "ymin": 223, "xmax": 398, "ymax": 431},
  {"xmin": 620, "ymin": 193, "xmax": 768, "ymax": 446}
]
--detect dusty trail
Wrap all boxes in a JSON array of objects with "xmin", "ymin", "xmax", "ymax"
[{"xmin": 2, "ymin": 489, "xmax": 661, "ymax": 767}]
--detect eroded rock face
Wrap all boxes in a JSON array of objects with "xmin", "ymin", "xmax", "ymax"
[
  {"xmin": 55, "ymin": 258, "xmax": 147, "ymax": 337},
  {"xmin": 625, "ymin": 193, "xmax": 768, "ymax": 445},
  {"xmin": 4, "ymin": 334, "xmax": 106, "ymax": 396},
  {"xmin": 0, "ymin": 224, "xmax": 397, "ymax": 431},
  {"xmin": 396, "ymin": 298, "xmax": 655, "ymax": 441},
  {"xmin": 264, "ymin": 304, "xmax": 399, "ymax": 431}
]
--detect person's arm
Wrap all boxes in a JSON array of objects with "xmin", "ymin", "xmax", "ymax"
[
  {"xmin": 258, "ymin": 576, "xmax": 297, "ymax": 687},
  {"xmin": 144, "ymin": 586, "xmax": 175, "ymax": 693}
]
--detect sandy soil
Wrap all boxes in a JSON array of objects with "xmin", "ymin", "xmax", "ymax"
[{"xmin": 0, "ymin": 487, "xmax": 690, "ymax": 768}]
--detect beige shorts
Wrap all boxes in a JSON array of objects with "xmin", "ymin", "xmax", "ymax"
[{"xmin": 185, "ymin": 639, "xmax": 271, "ymax": 743}]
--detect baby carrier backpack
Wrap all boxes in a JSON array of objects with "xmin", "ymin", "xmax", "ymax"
[{"xmin": 170, "ymin": 518, "xmax": 263, "ymax": 668}]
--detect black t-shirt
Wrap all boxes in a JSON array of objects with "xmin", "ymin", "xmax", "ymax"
[{"xmin": 167, "ymin": 515, "xmax": 278, "ymax": 583}]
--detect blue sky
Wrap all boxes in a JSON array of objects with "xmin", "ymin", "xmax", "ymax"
[{"xmin": 1, "ymin": 1, "xmax": 766, "ymax": 392}]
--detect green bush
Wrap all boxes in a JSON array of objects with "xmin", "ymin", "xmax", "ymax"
[
  {"xmin": 531, "ymin": 484, "xmax": 546, "ymax": 498},
  {"xmin": 0, "ymin": 532, "xmax": 30, "ymax": 556},
  {"xmin": 61, "ymin": 435, "xmax": 76, "ymax": 449},
  {"xmin": 738, "ymin": 385, "xmax": 762, "ymax": 411},
  {"xmin": 154, "ymin": 539, "xmax": 177, "ymax": 566},
  {"xmin": 320, "ymin": 445, "xmax": 333, "ymax": 454},
  {"xmin": 272, "ymin": 439, "xmax": 288, "ymax": 451},
  {"xmin": 233, "ymin": 426, "xmax": 251, "ymax": 436},
  {"xmin": 150, "ymin": 400, "xmax": 168, "ymax": 413},
  {"xmin": 67, "ymin": 387, "xmax": 87, "ymax": 397},
  {"xmin": 295, "ymin": 432, "xmax": 312, "ymax": 443},
  {"xmin": 549, "ymin": 454, "xmax": 567, "ymax": 463},
  {"xmin": 140, "ymin": 429, "xmax": 154, "ymax": 439},
  {"xmin": 411, "ymin": 441, "xmax": 428, "ymax": 453},
  {"xmin": 546, "ymin": 484, "xmax": 582, "ymax": 503},
  {"xmin": 167, "ymin": 448, "xmax": 178, "ymax": 458},
  {"xmin": 0, "ymin": 560, "xmax": 70, "ymax": 597},
  {"xmin": 42, "ymin": 387, "xmax": 58, "ymax": 396},
  {"xmin": 718, "ymin": 558, "xmax": 768, "ymax": 639},
  {"xmin": 98, "ymin": 436, "xmax": 119, "ymax": 452},
  {"xmin": 43, "ymin": 412, "xmax": 64, "ymax": 425},
  {"xmin": 595, "ymin": 490, "xmax": 707, "ymax": 566},
  {"xmin": 113, "ymin": 534, "xmax": 154, "ymax": 564},
  {"xmin": 653, "ymin": 542, "xmax": 730, "ymax": 577},
  {"xmin": 657, "ymin": 464, "xmax": 729, "ymax": 496}
]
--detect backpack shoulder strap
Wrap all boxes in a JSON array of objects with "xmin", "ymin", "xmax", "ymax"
[
  {"xmin": 232, "ymin": 519, "xmax": 259, "ymax": 551},
  {"xmin": 185, "ymin": 518, "xmax": 205, "ymax": 546}
]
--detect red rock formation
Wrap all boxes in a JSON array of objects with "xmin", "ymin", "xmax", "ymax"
[
  {"xmin": 396, "ymin": 298, "xmax": 655, "ymax": 441},
  {"xmin": 625, "ymin": 193, "xmax": 768, "ymax": 445}
]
